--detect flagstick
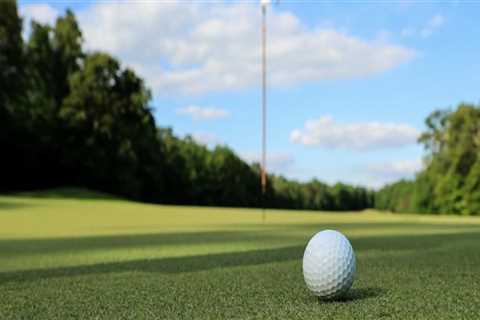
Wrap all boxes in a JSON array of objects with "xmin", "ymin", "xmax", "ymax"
[{"xmin": 261, "ymin": 3, "xmax": 267, "ymax": 223}]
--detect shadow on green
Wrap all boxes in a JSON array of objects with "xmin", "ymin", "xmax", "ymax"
[
  {"xmin": 336, "ymin": 287, "xmax": 386, "ymax": 302},
  {"xmin": 0, "ymin": 245, "xmax": 304, "ymax": 285},
  {"xmin": 0, "ymin": 201, "xmax": 32, "ymax": 210},
  {"xmin": 2, "ymin": 223, "xmax": 478, "ymax": 258},
  {"xmin": 311, "ymin": 287, "xmax": 386, "ymax": 304},
  {"xmin": 2, "ymin": 231, "xmax": 479, "ymax": 286},
  {"xmin": 0, "ymin": 230, "xmax": 300, "ymax": 257},
  {"xmin": 13, "ymin": 187, "xmax": 118, "ymax": 200}
]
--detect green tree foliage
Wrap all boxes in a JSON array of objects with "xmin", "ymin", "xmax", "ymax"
[
  {"xmin": 0, "ymin": 0, "xmax": 24, "ymax": 110},
  {"xmin": 153, "ymin": 130, "xmax": 371, "ymax": 210},
  {"xmin": 26, "ymin": 10, "xmax": 83, "ymax": 109},
  {"xmin": 26, "ymin": 22, "xmax": 56, "ymax": 123},
  {"xmin": 269, "ymin": 177, "xmax": 371, "ymax": 211},
  {"xmin": 1, "ymin": 7, "xmax": 87, "ymax": 192},
  {"xmin": 376, "ymin": 104, "xmax": 480, "ymax": 215},
  {"xmin": 0, "ymin": 3, "xmax": 372, "ymax": 211},
  {"xmin": 0, "ymin": 0, "xmax": 28, "ymax": 191},
  {"xmin": 59, "ymin": 53, "xmax": 161, "ymax": 198},
  {"xmin": 375, "ymin": 180, "xmax": 416, "ymax": 213},
  {"xmin": 156, "ymin": 129, "xmax": 259, "ymax": 206}
]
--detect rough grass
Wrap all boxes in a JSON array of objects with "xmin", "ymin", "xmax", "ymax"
[{"xmin": 1, "ymin": 191, "xmax": 480, "ymax": 319}]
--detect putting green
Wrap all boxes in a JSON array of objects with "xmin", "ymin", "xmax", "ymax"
[{"xmin": 1, "ymin": 192, "xmax": 479, "ymax": 319}]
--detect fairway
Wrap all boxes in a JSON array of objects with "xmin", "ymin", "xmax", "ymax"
[{"xmin": 1, "ymin": 192, "xmax": 480, "ymax": 319}]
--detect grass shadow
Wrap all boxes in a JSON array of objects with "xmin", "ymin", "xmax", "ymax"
[
  {"xmin": 1, "ymin": 224, "xmax": 467, "ymax": 258},
  {"xmin": 0, "ymin": 245, "xmax": 304, "ymax": 285},
  {"xmin": 331, "ymin": 287, "xmax": 386, "ymax": 303},
  {"xmin": 0, "ymin": 201, "xmax": 32, "ymax": 210},
  {"xmin": 305, "ymin": 287, "xmax": 386, "ymax": 304},
  {"xmin": 2, "ymin": 229, "xmax": 480, "ymax": 287},
  {"xmin": 0, "ymin": 230, "xmax": 300, "ymax": 257},
  {"xmin": 14, "ymin": 187, "xmax": 118, "ymax": 200}
]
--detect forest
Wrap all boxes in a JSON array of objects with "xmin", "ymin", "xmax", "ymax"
[
  {"xmin": 0, "ymin": 1, "xmax": 373, "ymax": 211},
  {"xmin": 376, "ymin": 105, "xmax": 480, "ymax": 215}
]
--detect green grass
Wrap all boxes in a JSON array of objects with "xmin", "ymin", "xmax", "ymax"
[{"xmin": 1, "ymin": 191, "xmax": 480, "ymax": 319}]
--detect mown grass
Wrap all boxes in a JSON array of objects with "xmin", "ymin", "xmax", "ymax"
[{"xmin": 1, "ymin": 191, "xmax": 480, "ymax": 319}]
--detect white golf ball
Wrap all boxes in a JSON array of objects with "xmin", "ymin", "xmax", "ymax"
[{"xmin": 302, "ymin": 230, "xmax": 356, "ymax": 298}]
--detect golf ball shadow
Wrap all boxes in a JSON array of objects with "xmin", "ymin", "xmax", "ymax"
[{"xmin": 315, "ymin": 287, "xmax": 386, "ymax": 303}]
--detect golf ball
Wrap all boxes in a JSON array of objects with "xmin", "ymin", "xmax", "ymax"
[{"xmin": 302, "ymin": 230, "xmax": 356, "ymax": 298}]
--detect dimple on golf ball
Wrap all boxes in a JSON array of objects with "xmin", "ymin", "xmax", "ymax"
[{"xmin": 302, "ymin": 230, "xmax": 356, "ymax": 299}]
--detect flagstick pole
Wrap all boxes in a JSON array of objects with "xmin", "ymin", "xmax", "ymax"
[{"xmin": 261, "ymin": 3, "xmax": 267, "ymax": 223}]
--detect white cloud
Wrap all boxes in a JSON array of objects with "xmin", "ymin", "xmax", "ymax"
[
  {"xmin": 402, "ymin": 14, "xmax": 445, "ymax": 38},
  {"xmin": 75, "ymin": 2, "xmax": 415, "ymax": 96},
  {"xmin": 192, "ymin": 132, "xmax": 222, "ymax": 147},
  {"xmin": 241, "ymin": 152, "xmax": 295, "ymax": 172},
  {"xmin": 364, "ymin": 159, "xmax": 423, "ymax": 188},
  {"xmin": 290, "ymin": 116, "xmax": 419, "ymax": 151},
  {"xmin": 375, "ymin": 30, "xmax": 392, "ymax": 43},
  {"xmin": 177, "ymin": 105, "xmax": 230, "ymax": 120},
  {"xmin": 420, "ymin": 14, "xmax": 445, "ymax": 38},
  {"xmin": 401, "ymin": 27, "xmax": 415, "ymax": 37},
  {"xmin": 20, "ymin": 4, "xmax": 58, "ymax": 26}
]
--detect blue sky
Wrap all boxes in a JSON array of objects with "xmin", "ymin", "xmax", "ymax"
[{"xmin": 19, "ymin": 1, "xmax": 480, "ymax": 188}]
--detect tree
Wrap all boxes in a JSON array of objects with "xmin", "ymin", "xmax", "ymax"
[
  {"xmin": 0, "ymin": 0, "xmax": 27, "ymax": 192},
  {"xmin": 209, "ymin": 146, "xmax": 260, "ymax": 207},
  {"xmin": 0, "ymin": 0, "xmax": 24, "ymax": 110},
  {"xmin": 59, "ymin": 53, "xmax": 158, "ymax": 198},
  {"xmin": 377, "ymin": 103, "xmax": 480, "ymax": 215},
  {"xmin": 52, "ymin": 10, "xmax": 83, "ymax": 106},
  {"xmin": 26, "ymin": 10, "xmax": 83, "ymax": 124},
  {"xmin": 10, "ymin": 10, "xmax": 86, "ymax": 190}
]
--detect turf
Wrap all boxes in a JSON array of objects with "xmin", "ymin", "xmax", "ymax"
[{"xmin": 1, "ymin": 191, "xmax": 480, "ymax": 319}]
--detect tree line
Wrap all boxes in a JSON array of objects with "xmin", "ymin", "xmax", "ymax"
[
  {"xmin": 0, "ymin": 1, "xmax": 373, "ymax": 211},
  {"xmin": 376, "ymin": 104, "xmax": 480, "ymax": 215}
]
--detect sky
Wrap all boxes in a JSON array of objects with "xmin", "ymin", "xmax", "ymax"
[{"xmin": 18, "ymin": 0, "xmax": 480, "ymax": 188}]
